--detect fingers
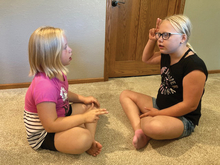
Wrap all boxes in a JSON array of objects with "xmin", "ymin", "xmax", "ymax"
[
  {"xmin": 155, "ymin": 18, "xmax": 160, "ymax": 29},
  {"xmin": 93, "ymin": 109, "xmax": 108, "ymax": 122},
  {"xmin": 155, "ymin": 18, "xmax": 162, "ymax": 31},
  {"xmin": 84, "ymin": 108, "xmax": 107, "ymax": 123},
  {"xmin": 88, "ymin": 102, "xmax": 94, "ymax": 110},
  {"xmin": 149, "ymin": 28, "xmax": 156, "ymax": 37},
  {"xmin": 93, "ymin": 100, "xmax": 100, "ymax": 108},
  {"xmin": 140, "ymin": 113, "xmax": 148, "ymax": 118},
  {"xmin": 95, "ymin": 116, "xmax": 100, "ymax": 120},
  {"xmin": 95, "ymin": 109, "xmax": 108, "ymax": 116},
  {"xmin": 90, "ymin": 97, "xmax": 100, "ymax": 108},
  {"xmin": 140, "ymin": 107, "xmax": 150, "ymax": 118}
]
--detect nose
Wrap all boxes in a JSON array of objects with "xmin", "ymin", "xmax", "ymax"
[
  {"xmin": 68, "ymin": 47, "xmax": 72, "ymax": 53},
  {"xmin": 158, "ymin": 36, "xmax": 163, "ymax": 42}
]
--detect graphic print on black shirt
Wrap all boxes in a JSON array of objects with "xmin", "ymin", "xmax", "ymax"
[{"xmin": 159, "ymin": 67, "xmax": 178, "ymax": 95}]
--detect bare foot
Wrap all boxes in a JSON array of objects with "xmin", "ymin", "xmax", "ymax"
[
  {"xmin": 132, "ymin": 129, "xmax": 150, "ymax": 150},
  {"xmin": 86, "ymin": 141, "xmax": 102, "ymax": 156}
]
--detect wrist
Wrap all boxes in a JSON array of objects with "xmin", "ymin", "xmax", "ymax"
[
  {"xmin": 148, "ymin": 38, "xmax": 157, "ymax": 42},
  {"xmin": 80, "ymin": 113, "xmax": 86, "ymax": 123},
  {"xmin": 78, "ymin": 95, "xmax": 86, "ymax": 103}
]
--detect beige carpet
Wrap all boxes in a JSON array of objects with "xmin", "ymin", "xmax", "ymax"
[{"xmin": 0, "ymin": 74, "xmax": 220, "ymax": 165}]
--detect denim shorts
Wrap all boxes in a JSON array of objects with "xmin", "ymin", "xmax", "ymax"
[{"xmin": 152, "ymin": 98, "xmax": 195, "ymax": 138}]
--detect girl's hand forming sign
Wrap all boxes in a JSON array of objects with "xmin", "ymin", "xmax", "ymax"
[{"xmin": 149, "ymin": 18, "xmax": 162, "ymax": 41}]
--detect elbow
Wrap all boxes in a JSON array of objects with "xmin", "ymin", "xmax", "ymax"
[
  {"xmin": 142, "ymin": 58, "xmax": 149, "ymax": 64},
  {"xmin": 179, "ymin": 101, "xmax": 199, "ymax": 116},
  {"xmin": 186, "ymin": 103, "xmax": 199, "ymax": 114},
  {"xmin": 42, "ymin": 122, "xmax": 58, "ymax": 133},
  {"xmin": 142, "ymin": 59, "xmax": 151, "ymax": 64},
  {"xmin": 190, "ymin": 104, "xmax": 199, "ymax": 112},
  {"xmin": 44, "ymin": 126, "xmax": 55, "ymax": 133}
]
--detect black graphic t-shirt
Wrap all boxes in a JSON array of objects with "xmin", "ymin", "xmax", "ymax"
[{"xmin": 156, "ymin": 49, "xmax": 208, "ymax": 125}]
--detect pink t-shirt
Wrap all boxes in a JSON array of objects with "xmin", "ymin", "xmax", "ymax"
[{"xmin": 25, "ymin": 72, "xmax": 69, "ymax": 117}]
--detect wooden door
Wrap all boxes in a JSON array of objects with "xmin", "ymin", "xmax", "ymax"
[{"xmin": 104, "ymin": 0, "xmax": 185, "ymax": 80}]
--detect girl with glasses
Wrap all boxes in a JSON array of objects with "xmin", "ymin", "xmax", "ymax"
[{"xmin": 120, "ymin": 15, "xmax": 208, "ymax": 150}]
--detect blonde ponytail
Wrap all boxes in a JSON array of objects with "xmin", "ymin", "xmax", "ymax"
[{"xmin": 186, "ymin": 42, "xmax": 195, "ymax": 53}]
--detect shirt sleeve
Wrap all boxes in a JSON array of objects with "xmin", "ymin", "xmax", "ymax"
[
  {"xmin": 183, "ymin": 55, "xmax": 208, "ymax": 79},
  {"xmin": 33, "ymin": 79, "xmax": 59, "ymax": 105}
]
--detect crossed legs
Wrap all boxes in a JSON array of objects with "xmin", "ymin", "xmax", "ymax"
[
  {"xmin": 120, "ymin": 90, "xmax": 184, "ymax": 149},
  {"xmin": 54, "ymin": 103, "xmax": 102, "ymax": 156},
  {"xmin": 54, "ymin": 89, "xmax": 185, "ymax": 154}
]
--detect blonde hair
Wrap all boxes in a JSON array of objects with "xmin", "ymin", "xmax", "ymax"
[
  {"xmin": 28, "ymin": 26, "xmax": 68, "ymax": 79},
  {"xmin": 165, "ymin": 15, "xmax": 195, "ymax": 52}
]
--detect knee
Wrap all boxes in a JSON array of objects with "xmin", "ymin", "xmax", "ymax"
[
  {"xmin": 79, "ymin": 104, "xmax": 89, "ymax": 113},
  {"xmin": 119, "ymin": 90, "xmax": 131, "ymax": 102},
  {"xmin": 81, "ymin": 130, "xmax": 93, "ymax": 144},
  {"xmin": 141, "ymin": 119, "xmax": 165, "ymax": 139},
  {"xmin": 55, "ymin": 128, "xmax": 93, "ymax": 154},
  {"xmin": 84, "ymin": 103, "xmax": 99, "ymax": 112},
  {"xmin": 83, "ymin": 104, "xmax": 95, "ymax": 113},
  {"xmin": 76, "ymin": 130, "xmax": 93, "ymax": 152}
]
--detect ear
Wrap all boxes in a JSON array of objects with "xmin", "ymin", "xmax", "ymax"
[{"xmin": 181, "ymin": 34, "xmax": 187, "ymax": 44}]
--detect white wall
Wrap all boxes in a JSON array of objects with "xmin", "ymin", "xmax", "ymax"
[
  {"xmin": 183, "ymin": 0, "xmax": 220, "ymax": 70},
  {"xmin": 0, "ymin": 0, "xmax": 219, "ymax": 85},
  {"xmin": 0, "ymin": 0, "xmax": 106, "ymax": 84}
]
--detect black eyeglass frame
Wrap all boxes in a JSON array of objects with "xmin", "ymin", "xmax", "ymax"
[{"xmin": 155, "ymin": 32, "xmax": 182, "ymax": 40}]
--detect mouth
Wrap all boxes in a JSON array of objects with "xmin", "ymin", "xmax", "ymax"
[
  {"xmin": 69, "ymin": 57, "xmax": 72, "ymax": 61},
  {"xmin": 158, "ymin": 45, "xmax": 164, "ymax": 49}
]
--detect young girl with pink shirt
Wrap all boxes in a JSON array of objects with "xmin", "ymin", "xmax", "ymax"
[{"xmin": 24, "ymin": 26, "xmax": 108, "ymax": 156}]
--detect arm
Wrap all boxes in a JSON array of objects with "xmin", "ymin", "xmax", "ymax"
[
  {"xmin": 142, "ymin": 18, "xmax": 162, "ymax": 65},
  {"xmin": 37, "ymin": 102, "xmax": 107, "ymax": 133},
  {"xmin": 142, "ymin": 40, "xmax": 161, "ymax": 64},
  {"xmin": 140, "ymin": 70, "xmax": 206, "ymax": 117}
]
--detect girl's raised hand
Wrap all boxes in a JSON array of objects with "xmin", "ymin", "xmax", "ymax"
[{"xmin": 149, "ymin": 18, "xmax": 162, "ymax": 41}]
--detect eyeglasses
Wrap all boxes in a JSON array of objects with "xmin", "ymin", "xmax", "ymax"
[{"xmin": 155, "ymin": 32, "xmax": 182, "ymax": 40}]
